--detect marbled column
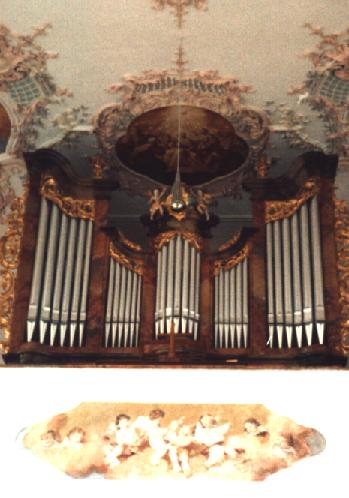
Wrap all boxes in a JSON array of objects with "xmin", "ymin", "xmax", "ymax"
[
  {"xmin": 139, "ymin": 252, "xmax": 156, "ymax": 352},
  {"xmin": 248, "ymin": 200, "xmax": 268, "ymax": 356},
  {"xmin": 318, "ymin": 178, "xmax": 342, "ymax": 355},
  {"xmin": 85, "ymin": 200, "xmax": 110, "ymax": 350}
]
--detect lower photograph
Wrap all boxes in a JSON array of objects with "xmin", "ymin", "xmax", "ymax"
[{"xmin": 0, "ymin": 368, "xmax": 347, "ymax": 498}]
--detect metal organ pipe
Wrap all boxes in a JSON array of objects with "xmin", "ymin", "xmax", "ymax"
[
  {"xmin": 266, "ymin": 194, "xmax": 326, "ymax": 349},
  {"xmin": 154, "ymin": 236, "xmax": 201, "ymax": 339},
  {"xmin": 214, "ymin": 255, "xmax": 249, "ymax": 349},
  {"xmin": 104, "ymin": 254, "xmax": 143, "ymax": 348},
  {"xmin": 26, "ymin": 198, "xmax": 93, "ymax": 347},
  {"xmin": 27, "ymin": 197, "xmax": 49, "ymax": 342},
  {"xmin": 310, "ymin": 196, "xmax": 325, "ymax": 344}
]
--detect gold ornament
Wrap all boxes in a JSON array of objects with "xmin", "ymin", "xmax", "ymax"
[
  {"xmin": 109, "ymin": 243, "xmax": 144, "ymax": 275},
  {"xmin": 154, "ymin": 230, "xmax": 203, "ymax": 251},
  {"xmin": 335, "ymin": 198, "xmax": 349, "ymax": 352},
  {"xmin": 41, "ymin": 176, "xmax": 95, "ymax": 220},
  {"xmin": 0, "ymin": 192, "xmax": 27, "ymax": 354},
  {"xmin": 265, "ymin": 179, "xmax": 320, "ymax": 223},
  {"xmin": 214, "ymin": 244, "xmax": 250, "ymax": 275},
  {"xmin": 218, "ymin": 230, "xmax": 242, "ymax": 253},
  {"xmin": 118, "ymin": 231, "xmax": 142, "ymax": 253}
]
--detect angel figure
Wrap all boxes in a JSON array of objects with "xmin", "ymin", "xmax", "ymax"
[
  {"xmin": 195, "ymin": 189, "xmax": 212, "ymax": 221},
  {"xmin": 149, "ymin": 188, "xmax": 167, "ymax": 220}
]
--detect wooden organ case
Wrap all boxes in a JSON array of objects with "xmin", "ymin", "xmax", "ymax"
[{"xmin": 4, "ymin": 149, "xmax": 346, "ymax": 366}]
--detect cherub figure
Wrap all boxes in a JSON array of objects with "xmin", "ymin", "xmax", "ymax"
[
  {"xmin": 133, "ymin": 409, "xmax": 167, "ymax": 465},
  {"xmin": 61, "ymin": 427, "xmax": 86, "ymax": 449},
  {"xmin": 40, "ymin": 430, "xmax": 61, "ymax": 449},
  {"xmin": 103, "ymin": 413, "xmax": 146, "ymax": 469},
  {"xmin": 149, "ymin": 188, "xmax": 167, "ymax": 220},
  {"xmin": 195, "ymin": 189, "xmax": 212, "ymax": 221},
  {"xmin": 193, "ymin": 414, "xmax": 231, "ymax": 468},
  {"xmin": 165, "ymin": 416, "xmax": 193, "ymax": 475}
]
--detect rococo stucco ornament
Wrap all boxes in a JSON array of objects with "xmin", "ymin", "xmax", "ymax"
[
  {"xmin": 94, "ymin": 47, "xmax": 269, "ymax": 198},
  {"xmin": 288, "ymin": 24, "xmax": 349, "ymax": 162}
]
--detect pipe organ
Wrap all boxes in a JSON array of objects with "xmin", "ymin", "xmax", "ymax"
[
  {"xmin": 214, "ymin": 255, "xmax": 249, "ymax": 349},
  {"xmin": 4, "ymin": 150, "xmax": 346, "ymax": 366},
  {"xmin": 26, "ymin": 186, "xmax": 94, "ymax": 348},
  {"xmin": 154, "ymin": 234, "xmax": 201, "ymax": 339},
  {"xmin": 266, "ymin": 192, "xmax": 325, "ymax": 349},
  {"xmin": 104, "ymin": 245, "xmax": 142, "ymax": 348}
]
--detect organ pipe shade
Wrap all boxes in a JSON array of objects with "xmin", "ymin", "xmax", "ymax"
[
  {"xmin": 214, "ymin": 257, "xmax": 249, "ymax": 349},
  {"xmin": 104, "ymin": 258, "xmax": 142, "ymax": 348},
  {"xmin": 154, "ymin": 236, "xmax": 200, "ymax": 338},
  {"xmin": 26, "ymin": 197, "xmax": 93, "ymax": 347},
  {"xmin": 266, "ymin": 195, "xmax": 326, "ymax": 349}
]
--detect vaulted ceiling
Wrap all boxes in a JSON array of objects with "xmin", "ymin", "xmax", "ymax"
[{"xmin": 1, "ymin": 0, "xmax": 348, "ymax": 246}]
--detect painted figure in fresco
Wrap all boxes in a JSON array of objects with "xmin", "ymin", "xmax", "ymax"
[
  {"xmin": 244, "ymin": 418, "xmax": 269, "ymax": 441},
  {"xmin": 133, "ymin": 409, "xmax": 167, "ymax": 465},
  {"xmin": 193, "ymin": 414, "xmax": 231, "ymax": 467},
  {"xmin": 270, "ymin": 433, "xmax": 297, "ymax": 462},
  {"xmin": 61, "ymin": 427, "xmax": 86, "ymax": 449},
  {"xmin": 103, "ymin": 413, "xmax": 146, "ymax": 468},
  {"xmin": 40, "ymin": 430, "xmax": 61, "ymax": 449},
  {"xmin": 164, "ymin": 416, "xmax": 193, "ymax": 474}
]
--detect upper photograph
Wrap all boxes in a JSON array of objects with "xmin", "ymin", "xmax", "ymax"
[{"xmin": 0, "ymin": 0, "xmax": 348, "ymax": 367}]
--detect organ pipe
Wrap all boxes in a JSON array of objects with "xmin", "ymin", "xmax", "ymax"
[
  {"xmin": 266, "ymin": 195, "xmax": 326, "ymax": 349},
  {"xmin": 26, "ymin": 197, "xmax": 93, "ymax": 347},
  {"xmin": 27, "ymin": 197, "xmax": 49, "ymax": 342},
  {"xmin": 104, "ymin": 248, "xmax": 143, "ymax": 348},
  {"xmin": 214, "ymin": 254, "xmax": 249, "ymax": 349},
  {"xmin": 154, "ymin": 235, "xmax": 201, "ymax": 339}
]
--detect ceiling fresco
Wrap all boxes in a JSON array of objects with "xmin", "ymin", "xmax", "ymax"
[{"xmin": 0, "ymin": 0, "xmax": 348, "ymax": 212}]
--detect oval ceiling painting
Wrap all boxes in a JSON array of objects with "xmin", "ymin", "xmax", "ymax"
[{"xmin": 116, "ymin": 105, "xmax": 249, "ymax": 186}]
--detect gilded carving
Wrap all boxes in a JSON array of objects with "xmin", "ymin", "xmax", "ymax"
[
  {"xmin": 265, "ymin": 179, "xmax": 320, "ymax": 223},
  {"xmin": 40, "ymin": 177, "xmax": 95, "ymax": 221},
  {"xmin": 154, "ymin": 231, "xmax": 203, "ymax": 251},
  {"xmin": 118, "ymin": 231, "xmax": 142, "ymax": 253},
  {"xmin": 214, "ymin": 244, "xmax": 250, "ymax": 275},
  {"xmin": 151, "ymin": 0, "xmax": 208, "ymax": 28},
  {"xmin": 334, "ymin": 199, "xmax": 349, "ymax": 352},
  {"xmin": 218, "ymin": 230, "xmax": 242, "ymax": 253},
  {"xmin": 109, "ymin": 242, "xmax": 144, "ymax": 275},
  {"xmin": 0, "ymin": 194, "xmax": 26, "ymax": 354}
]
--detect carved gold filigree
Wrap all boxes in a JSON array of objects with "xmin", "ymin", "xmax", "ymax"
[
  {"xmin": 151, "ymin": 0, "xmax": 208, "ymax": 28},
  {"xmin": 335, "ymin": 199, "xmax": 349, "ymax": 352},
  {"xmin": 214, "ymin": 244, "xmax": 250, "ymax": 275},
  {"xmin": 154, "ymin": 231, "xmax": 203, "ymax": 251},
  {"xmin": 118, "ymin": 231, "xmax": 142, "ymax": 253},
  {"xmin": 218, "ymin": 230, "xmax": 242, "ymax": 253},
  {"xmin": 0, "ymin": 192, "xmax": 27, "ymax": 354},
  {"xmin": 109, "ymin": 242, "xmax": 144, "ymax": 275},
  {"xmin": 40, "ymin": 177, "xmax": 95, "ymax": 220},
  {"xmin": 265, "ymin": 179, "xmax": 320, "ymax": 223}
]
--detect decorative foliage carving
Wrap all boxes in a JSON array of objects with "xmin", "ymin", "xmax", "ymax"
[
  {"xmin": 0, "ymin": 23, "xmax": 72, "ymax": 152},
  {"xmin": 118, "ymin": 231, "xmax": 142, "ymax": 253},
  {"xmin": 288, "ymin": 24, "xmax": 349, "ymax": 159},
  {"xmin": 218, "ymin": 230, "xmax": 242, "ymax": 253},
  {"xmin": 265, "ymin": 179, "xmax": 320, "ymax": 223},
  {"xmin": 214, "ymin": 244, "xmax": 250, "ymax": 275},
  {"xmin": 154, "ymin": 230, "xmax": 203, "ymax": 251},
  {"xmin": 40, "ymin": 177, "xmax": 95, "ymax": 220},
  {"xmin": 109, "ymin": 242, "xmax": 143, "ymax": 275},
  {"xmin": 334, "ymin": 199, "xmax": 349, "ymax": 352},
  {"xmin": 0, "ymin": 193, "xmax": 26, "ymax": 353},
  {"xmin": 151, "ymin": 0, "xmax": 208, "ymax": 28},
  {"xmin": 95, "ymin": 49, "xmax": 268, "ymax": 197}
]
